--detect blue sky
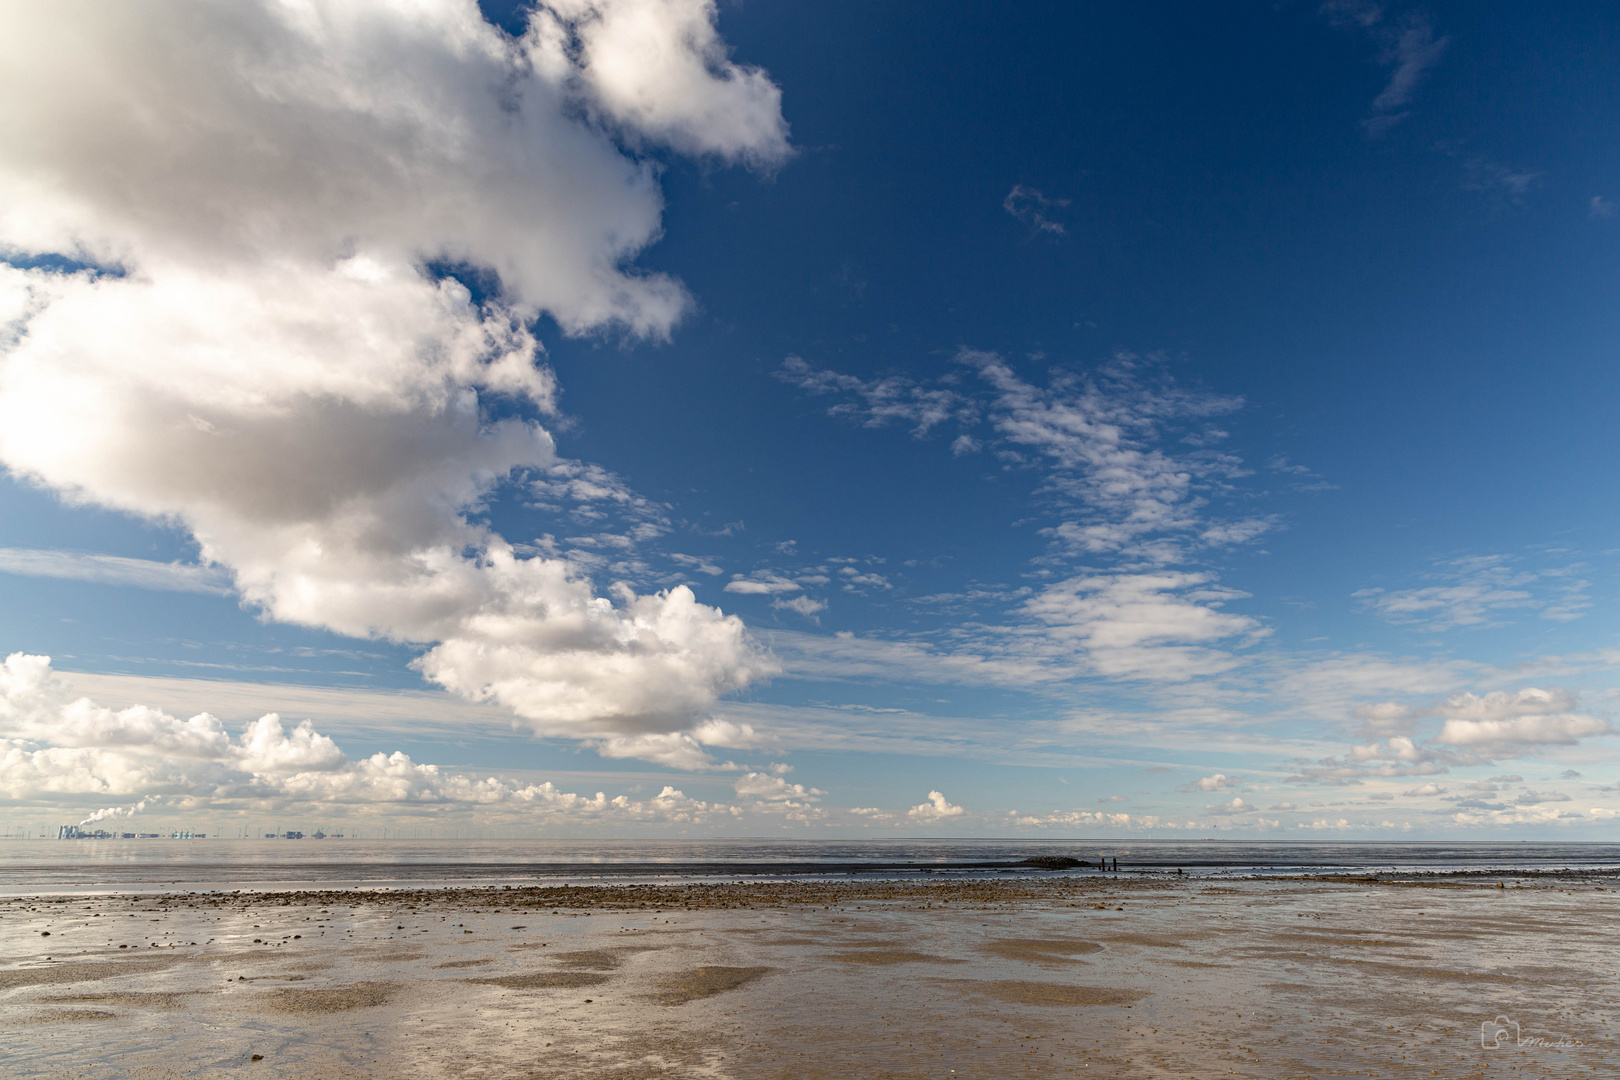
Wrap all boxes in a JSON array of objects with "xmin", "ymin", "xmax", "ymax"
[{"xmin": 2, "ymin": 0, "xmax": 1619, "ymax": 837}]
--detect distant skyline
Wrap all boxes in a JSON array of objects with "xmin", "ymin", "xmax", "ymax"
[{"xmin": 3, "ymin": 0, "xmax": 1620, "ymax": 838}]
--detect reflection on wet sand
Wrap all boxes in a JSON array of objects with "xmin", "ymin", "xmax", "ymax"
[{"xmin": 0, "ymin": 874, "xmax": 1614, "ymax": 1077}]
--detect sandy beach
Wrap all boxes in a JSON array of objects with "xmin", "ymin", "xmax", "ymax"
[{"xmin": 2, "ymin": 872, "xmax": 1614, "ymax": 1078}]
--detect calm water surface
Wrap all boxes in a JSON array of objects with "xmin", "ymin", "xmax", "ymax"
[{"xmin": 2, "ymin": 837, "xmax": 1617, "ymax": 894}]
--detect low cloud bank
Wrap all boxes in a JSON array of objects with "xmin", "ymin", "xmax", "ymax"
[{"xmin": 0, "ymin": 653, "xmax": 720, "ymax": 823}]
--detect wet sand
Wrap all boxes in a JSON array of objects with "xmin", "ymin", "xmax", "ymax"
[{"xmin": 1, "ymin": 873, "xmax": 1615, "ymax": 1078}]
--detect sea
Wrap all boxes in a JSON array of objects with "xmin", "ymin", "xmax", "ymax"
[{"xmin": 2, "ymin": 837, "xmax": 1617, "ymax": 895}]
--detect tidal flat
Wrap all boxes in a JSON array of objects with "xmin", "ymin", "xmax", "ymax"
[{"xmin": 1, "ymin": 874, "xmax": 1614, "ymax": 1078}]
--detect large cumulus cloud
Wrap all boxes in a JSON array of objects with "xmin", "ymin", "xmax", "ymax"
[{"xmin": 0, "ymin": 0, "xmax": 788, "ymax": 745}]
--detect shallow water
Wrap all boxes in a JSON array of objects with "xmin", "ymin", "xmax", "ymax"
[
  {"xmin": 3, "ymin": 838, "xmax": 1618, "ymax": 895},
  {"xmin": 0, "ymin": 875, "xmax": 1615, "ymax": 1078}
]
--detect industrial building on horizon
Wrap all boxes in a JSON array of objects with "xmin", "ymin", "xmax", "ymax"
[{"xmin": 56, "ymin": 826, "xmax": 206, "ymax": 840}]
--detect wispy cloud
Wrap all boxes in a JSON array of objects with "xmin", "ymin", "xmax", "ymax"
[
  {"xmin": 759, "ymin": 569, "xmax": 1267, "ymax": 689},
  {"xmin": 1459, "ymin": 154, "xmax": 1541, "ymax": 205},
  {"xmin": 1366, "ymin": 16, "xmax": 1449, "ymax": 130},
  {"xmin": 782, "ymin": 350, "xmax": 1253, "ymax": 566},
  {"xmin": 0, "ymin": 547, "xmax": 231, "ymax": 594},
  {"xmin": 1019, "ymin": 571, "xmax": 1267, "ymax": 681},
  {"xmin": 1321, "ymin": 3, "xmax": 1450, "ymax": 136},
  {"xmin": 777, "ymin": 355, "xmax": 976, "ymax": 436},
  {"xmin": 1266, "ymin": 455, "xmax": 1337, "ymax": 492},
  {"xmin": 1003, "ymin": 184, "xmax": 1070, "ymax": 237},
  {"xmin": 963, "ymin": 350, "xmax": 1248, "ymax": 564},
  {"xmin": 776, "ymin": 350, "xmax": 1282, "ymax": 683},
  {"xmin": 1355, "ymin": 554, "xmax": 1588, "ymax": 631}
]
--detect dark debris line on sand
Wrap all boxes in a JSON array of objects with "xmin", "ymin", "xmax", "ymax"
[
  {"xmin": 115, "ymin": 869, "xmax": 1595, "ymax": 917},
  {"xmin": 139, "ymin": 877, "xmax": 1160, "ymax": 913}
]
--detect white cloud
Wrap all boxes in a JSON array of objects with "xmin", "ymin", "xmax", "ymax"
[
  {"xmin": 1402, "ymin": 782, "xmax": 1446, "ymax": 797},
  {"xmin": 733, "ymin": 772, "xmax": 823, "ymax": 802},
  {"xmin": 1003, "ymin": 185, "xmax": 1069, "ymax": 237},
  {"xmin": 0, "ymin": 547, "xmax": 231, "ymax": 595},
  {"xmin": 1349, "ymin": 736, "xmax": 1443, "ymax": 765},
  {"xmin": 963, "ymin": 349, "xmax": 1245, "ymax": 561},
  {"xmin": 776, "ymin": 356, "xmax": 975, "ymax": 437},
  {"xmin": 1206, "ymin": 797, "xmax": 1253, "ymax": 815},
  {"xmin": 1457, "ymin": 153, "xmax": 1543, "ymax": 206},
  {"xmin": 838, "ymin": 568, "xmax": 891, "ymax": 591},
  {"xmin": 669, "ymin": 553, "xmax": 724, "ymax": 577},
  {"xmin": 1355, "ymin": 555, "xmax": 1589, "ymax": 631},
  {"xmin": 686, "ymin": 718, "xmax": 770, "ymax": 749},
  {"xmin": 766, "ymin": 629, "xmax": 1053, "ymax": 689},
  {"xmin": 585, "ymin": 731, "xmax": 723, "ymax": 770},
  {"xmin": 1020, "ymin": 572, "xmax": 1266, "ymax": 681},
  {"xmin": 1369, "ymin": 17, "xmax": 1449, "ymax": 115},
  {"xmin": 774, "ymin": 351, "xmax": 1275, "ymax": 683},
  {"xmin": 528, "ymin": 460, "xmax": 672, "ymax": 542},
  {"xmin": 1267, "ymin": 651, "xmax": 1492, "ymax": 725},
  {"xmin": 1293, "ymin": 734, "xmax": 1458, "ymax": 783},
  {"xmin": 725, "ymin": 574, "xmax": 803, "ymax": 595},
  {"xmin": 544, "ymin": 0, "xmax": 791, "ymax": 168},
  {"xmin": 1199, "ymin": 518, "xmax": 1276, "ymax": 547},
  {"xmin": 51, "ymin": 670, "xmax": 524, "ymax": 744},
  {"xmin": 765, "ymin": 571, "xmax": 1266, "ymax": 688},
  {"xmin": 1323, "ymin": 5, "xmax": 1449, "ymax": 135},
  {"xmin": 0, "ymin": 0, "xmax": 787, "ymax": 744},
  {"xmin": 1435, "ymin": 687, "xmax": 1575, "ymax": 723},
  {"xmin": 1303, "ymin": 818, "xmax": 1354, "ymax": 831},
  {"xmin": 1432, "ymin": 689, "xmax": 1611, "ymax": 752},
  {"xmin": 772, "ymin": 594, "xmax": 827, "ymax": 619},
  {"xmin": 1192, "ymin": 773, "xmax": 1236, "ymax": 792},
  {"xmin": 0, "ymin": 1, "xmax": 704, "ymax": 335},
  {"xmin": 0, "ymin": 652, "xmax": 726, "ymax": 821},
  {"xmin": 1514, "ymin": 789, "xmax": 1571, "ymax": 806},
  {"xmin": 1013, "ymin": 809, "xmax": 1140, "ymax": 828},
  {"xmin": 1318, "ymin": 0, "xmax": 1382, "ymax": 31},
  {"xmin": 586, "ymin": 714, "xmax": 771, "ymax": 769},
  {"xmin": 907, "ymin": 790, "xmax": 965, "ymax": 822},
  {"xmin": 1353, "ymin": 700, "xmax": 1418, "ymax": 736},
  {"xmin": 1298, "ymin": 685, "xmax": 1614, "ymax": 787}
]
